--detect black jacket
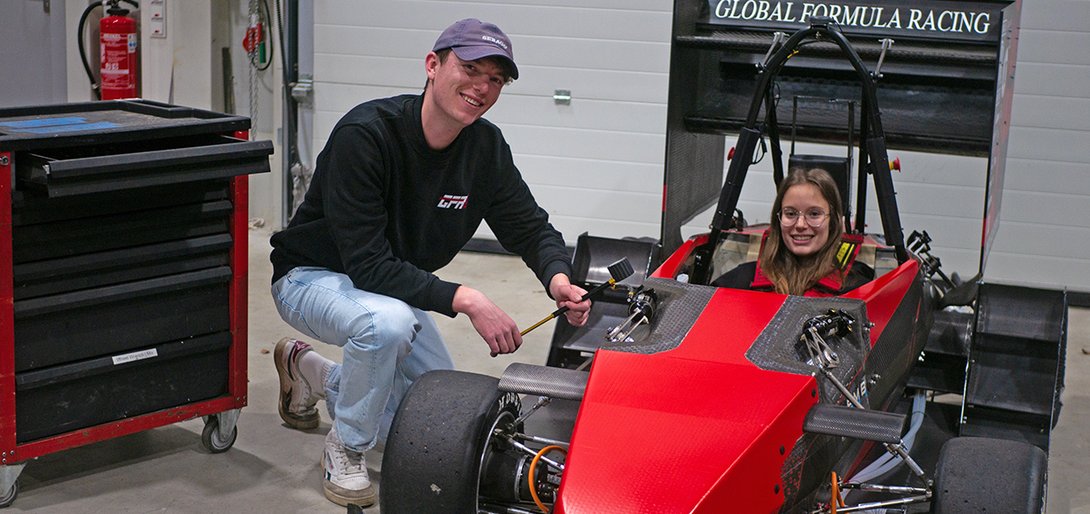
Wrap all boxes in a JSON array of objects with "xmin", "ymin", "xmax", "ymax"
[{"xmin": 271, "ymin": 94, "xmax": 571, "ymax": 317}]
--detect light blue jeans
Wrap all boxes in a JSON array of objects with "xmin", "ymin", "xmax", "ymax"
[{"xmin": 271, "ymin": 266, "xmax": 454, "ymax": 452}]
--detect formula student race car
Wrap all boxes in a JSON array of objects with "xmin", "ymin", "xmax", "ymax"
[{"xmin": 378, "ymin": 7, "xmax": 1066, "ymax": 514}]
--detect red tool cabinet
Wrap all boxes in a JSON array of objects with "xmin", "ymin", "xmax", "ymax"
[{"xmin": 0, "ymin": 100, "xmax": 273, "ymax": 507}]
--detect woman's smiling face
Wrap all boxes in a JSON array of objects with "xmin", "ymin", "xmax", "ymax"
[{"xmin": 779, "ymin": 183, "xmax": 831, "ymax": 257}]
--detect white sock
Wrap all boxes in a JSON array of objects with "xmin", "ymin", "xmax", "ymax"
[{"xmin": 298, "ymin": 349, "xmax": 333, "ymax": 397}]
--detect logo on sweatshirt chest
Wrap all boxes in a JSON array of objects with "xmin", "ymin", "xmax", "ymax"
[{"xmin": 437, "ymin": 194, "xmax": 469, "ymax": 210}]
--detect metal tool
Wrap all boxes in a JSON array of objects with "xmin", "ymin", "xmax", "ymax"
[{"xmin": 520, "ymin": 258, "xmax": 635, "ymax": 337}]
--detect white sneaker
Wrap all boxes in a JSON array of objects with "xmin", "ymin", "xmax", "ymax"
[
  {"xmin": 322, "ymin": 425, "xmax": 376, "ymax": 507},
  {"xmin": 273, "ymin": 337, "xmax": 323, "ymax": 430}
]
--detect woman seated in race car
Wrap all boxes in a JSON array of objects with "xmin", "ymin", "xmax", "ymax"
[{"xmin": 712, "ymin": 167, "xmax": 873, "ymax": 296}]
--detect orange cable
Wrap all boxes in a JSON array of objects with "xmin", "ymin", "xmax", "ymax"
[{"xmin": 528, "ymin": 445, "xmax": 567, "ymax": 514}]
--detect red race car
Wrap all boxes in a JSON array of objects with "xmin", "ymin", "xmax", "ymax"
[{"xmin": 380, "ymin": 12, "xmax": 1065, "ymax": 514}]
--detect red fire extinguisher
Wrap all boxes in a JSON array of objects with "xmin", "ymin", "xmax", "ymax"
[{"xmin": 100, "ymin": 1, "xmax": 139, "ymax": 100}]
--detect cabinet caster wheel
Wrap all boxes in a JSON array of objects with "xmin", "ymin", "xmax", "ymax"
[
  {"xmin": 202, "ymin": 416, "xmax": 238, "ymax": 453},
  {"xmin": 0, "ymin": 481, "xmax": 17, "ymax": 509}
]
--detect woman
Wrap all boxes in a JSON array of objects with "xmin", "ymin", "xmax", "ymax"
[{"xmin": 713, "ymin": 168, "xmax": 872, "ymax": 296}]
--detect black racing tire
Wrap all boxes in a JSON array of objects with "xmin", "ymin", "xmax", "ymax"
[
  {"xmin": 381, "ymin": 370, "xmax": 520, "ymax": 514},
  {"xmin": 930, "ymin": 436, "xmax": 1047, "ymax": 513}
]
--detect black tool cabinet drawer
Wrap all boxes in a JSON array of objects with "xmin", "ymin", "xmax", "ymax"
[
  {"xmin": 14, "ymin": 331, "xmax": 232, "ymax": 443},
  {"xmin": 13, "ymin": 233, "xmax": 233, "ymax": 300},
  {"xmin": 15, "ymin": 134, "xmax": 272, "ymax": 198},
  {"xmin": 12, "ymin": 181, "xmax": 233, "ymax": 264},
  {"xmin": 13, "ymin": 266, "xmax": 232, "ymax": 372},
  {"xmin": 12, "ymin": 178, "xmax": 230, "ymax": 227}
]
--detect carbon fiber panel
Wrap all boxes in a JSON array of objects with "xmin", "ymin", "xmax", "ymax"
[
  {"xmin": 661, "ymin": 131, "xmax": 724, "ymax": 255},
  {"xmin": 804, "ymin": 403, "xmax": 906, "ymax": 444},
  {"xmin": 498, "ymin": 363, "xmax": 589, "ymax": 401},
  {"xmin": 746, "ymin": 296, "xmax": 871, "ymax": 406},
  {"xmin": 605, "ymin": 277, "xmax": 716, "ymax": 356},
  {"xmin": 864, "ymin": 280, "xmax": 927, "ymax": 410},
  {"xmin": 780, "ymin": 432, "xmax": 838, "ymax": 512}
]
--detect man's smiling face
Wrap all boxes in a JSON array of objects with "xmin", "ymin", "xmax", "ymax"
[{"xmin": 424, "ymin": 51, "xmax": 508, "ymax": 130}]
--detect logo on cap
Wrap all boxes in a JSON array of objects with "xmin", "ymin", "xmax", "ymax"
[{"xmin": 481, "ymin": 35, "xmax": 508, "ymax": 50}]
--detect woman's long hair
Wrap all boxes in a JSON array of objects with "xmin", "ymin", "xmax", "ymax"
[{"xmin": 759, "ymin": 168, "xmax": 845, "ymax": 295}]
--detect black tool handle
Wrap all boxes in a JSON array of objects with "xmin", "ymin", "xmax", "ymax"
[{"xmin": 519, "ymin": 279, "xmax": 615, "ymax": 337}]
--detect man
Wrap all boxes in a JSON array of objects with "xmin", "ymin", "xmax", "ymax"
[{"xmin": 268, "ymin": 18, "xmax": 591, "ymax": 507}]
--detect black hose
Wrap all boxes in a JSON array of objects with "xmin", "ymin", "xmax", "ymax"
[
  {"xmin": 77, "ymin": 1, "xmax": 102, "ymax": 99},
  {"xmin": 274, "ymin": 0, "xmax": 299, "ymax": 167},
  {"xmin": 274, "ymin": 0, "xmax": 288, "ymax": 87}
]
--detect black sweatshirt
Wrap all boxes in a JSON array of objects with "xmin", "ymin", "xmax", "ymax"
[{"xmin": 270, "ymin": 94, "xmax": 572, "ymax": 317}]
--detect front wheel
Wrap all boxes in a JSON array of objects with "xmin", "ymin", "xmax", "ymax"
[
  {"xmin": 381, "ymin": 370, "xmax": 521, "ymax": 513},
  {"xmin": 931, "ymin": 436, "xmax": 1047, "ymax": 513}
]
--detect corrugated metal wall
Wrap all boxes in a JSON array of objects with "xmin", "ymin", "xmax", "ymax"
[
  {"xmin": 987, "ymin": 1, "xmax": 1090, "ymax": 292},
  {"xmin": 310, "ymin": 0, "xmax": 1089, "ymax": 293}
]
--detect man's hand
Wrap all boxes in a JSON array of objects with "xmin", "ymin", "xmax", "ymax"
[
  {"xmin": 549, "ymin": 273, "xmax": 591, "ymax": 327},
  {"xmin": 453, "ymin": 286, "xmax": 522, "ymax": 356}
]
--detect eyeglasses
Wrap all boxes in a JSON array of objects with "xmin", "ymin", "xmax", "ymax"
[{"xmin": 778, "ymin": 208, "xmax": 829, "ymax": 227}]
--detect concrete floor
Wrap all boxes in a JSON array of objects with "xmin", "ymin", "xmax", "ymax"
[{"xmin": 7, "ymin": 229, "xmax": 1090, "ymax": 513}]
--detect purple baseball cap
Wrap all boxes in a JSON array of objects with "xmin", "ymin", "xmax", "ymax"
[{"xmin": 432, "ymin": 18, "xmax": 519, "ymax": 80}]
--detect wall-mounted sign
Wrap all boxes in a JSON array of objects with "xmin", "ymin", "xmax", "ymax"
[{"xmin": 702, "ymin": 0, "xmax": 1011, "ymax": 43}]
